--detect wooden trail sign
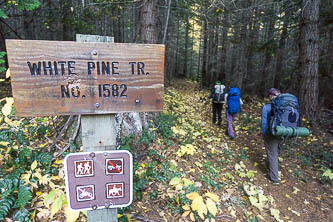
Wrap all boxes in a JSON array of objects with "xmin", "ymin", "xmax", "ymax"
[{"xmin": 5, "ymin": 39, "xmax": 165, "ymax": 117}]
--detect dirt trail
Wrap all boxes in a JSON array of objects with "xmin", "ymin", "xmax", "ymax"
[{"xmin": 134, "ymin": 80, "xmax": 333, "ymax": 222}]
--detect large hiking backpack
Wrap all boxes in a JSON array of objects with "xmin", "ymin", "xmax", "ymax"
[
  {"xmin": 270, "ymin": 93, "xmax": 300, "ymax": 135},
  {"xmin": 227, "ymin": 87, "xmax": 241, "ymax": 114},
  {"xmin": 213, "ymin": 84, "xmax": 225, "ymax": 103}
]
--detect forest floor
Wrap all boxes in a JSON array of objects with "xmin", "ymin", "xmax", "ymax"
[
  {"xmin": 0, "ymin": 79, "xmax": 332, "ymax": 222},
  {"xmin": 127, "ymin": 80, "xmax": 333, "ymax": 222}
]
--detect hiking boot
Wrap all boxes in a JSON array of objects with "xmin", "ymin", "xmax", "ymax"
[
  {"xmin": 272, "ymin": 181, "xmax": 279, "ymax": 185},
  {"xmin": 217, "ymin": 120, "xmax": 222, "ymax": 125},
  {"xmin": 230, "ymin": 135, "xmax": 235, "ymax": 140}
]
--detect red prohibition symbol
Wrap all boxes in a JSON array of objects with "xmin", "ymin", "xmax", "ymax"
[{"xmin": 105, "ymin": 158, "xmax": 123, "ymax": 175}]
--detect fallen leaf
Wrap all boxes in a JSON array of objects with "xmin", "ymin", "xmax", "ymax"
[
  {"xmin": 186, "ymin": 192, "xmax": 200, "ymax": 200},
  {"xmin": 182, "ymin": 210, "xmax": 190, "ymax": 217},
  {"xmin": 2, "ymin": 104, "xmax": 12, "ymax": 116},
  {"xmin": 51, "ymin": 192, "xmax": 65, "ymax": 217},
  {"xmin": 65, "ymin": 207, "xmax": 80, "ymax": 222},
  {"xmin": 169, "ymin": 177, "xmax": 181, "ymax": 186},
  {"xmin": 0, "ymin": 141, "xmax": 9, "ymax": 146},
  {"xmin": 270, "ymin": 209, "xmax": 280, "ymax": 221},
  {"xmin": 31, "ymin": 160, "xmax": 38, "ymax": 171},
  {"xmin": 205, "ymin": 192, "xmax": 219, "ymax": 203},
  {"xmin": 37, "ymin": 209, "xmax": 50, "ymax": 219},
  {"xmin": 6, "ymin": 68, "xmax": 11, "ymax": 78},
  {"xmin": 190, "ymin": 212, "xmax": 195, "ymax": 221},
  {"xmin": 191, "ymin": 196, "xmax": 207, "ymax": 219},
  {"xmin": 292, "ymin": 187, "xmax": 300, "ymax": 194},
  {"xmin": 206, "ymin": 198, "xmax": 218, "ymax": 216}
]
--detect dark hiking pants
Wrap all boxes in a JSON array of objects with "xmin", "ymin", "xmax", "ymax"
[
  {"xmin": 264, "ymin": 135, "xmax": 282, "ymax": 183},
  {"xmin": 212, "ymin": 102, "xmax": 223, "ymax": 124}
]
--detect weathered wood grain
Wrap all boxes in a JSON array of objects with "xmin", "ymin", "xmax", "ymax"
[
  {"xmin": 5, "ymin": 39, "xmax": 164, "ymax": 116},
  {"xmin": 78, "ymin": 34, "xmax": 118, "ymax": 222}
]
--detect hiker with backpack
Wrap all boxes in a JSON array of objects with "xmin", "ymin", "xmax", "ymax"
[
  {"xmin": 225, "ymin": 87, "xmax": 243, "ymax": 139},
  {"xmin": 262, "ymin": 88, "xmax": 282, "ymax": 184},
  {"xmin": 209, "ymin": 81, "xmax": 226, "ymax": 125},
  {"xmin": 262, "ymin": 87, "xmax": 304, "ymax": 184}
]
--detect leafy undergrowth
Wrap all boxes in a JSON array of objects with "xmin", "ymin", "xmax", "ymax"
[{"xmin": 0, "ymin": 80, "xmax": 332, "ymax": 222}]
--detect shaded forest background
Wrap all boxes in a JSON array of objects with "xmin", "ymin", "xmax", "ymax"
[{"xmin": 0, "ymin": 0, "xmax": 332, "ymax": 117}]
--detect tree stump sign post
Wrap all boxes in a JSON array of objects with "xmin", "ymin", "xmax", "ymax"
[{"xmin": 5, "ymin": 35, "xmax": 165, "ymax": 221}]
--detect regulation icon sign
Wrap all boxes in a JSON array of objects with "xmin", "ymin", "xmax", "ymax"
[
  {"xmin": 76, "ymin": 185, "xmax": 95, "ymax": 202},
  {"xmin": 74, "ymin": 160, "xmax": 94, "ymax": 177},
  {"xmin": 106, "ymin": 158, "xmax": 123, "ymax": 175},
  {"xmin": 64, "ymin": 150, "xmax": 133, "ymax": 211},
  {"xmin": 106, "ymin": 183, "xmax": 124, "ymax": 198}
]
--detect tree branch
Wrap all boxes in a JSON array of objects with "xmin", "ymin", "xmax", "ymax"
[{"xmin": 0, "ymin": 18, "xmax": 22, "ymax": 39}]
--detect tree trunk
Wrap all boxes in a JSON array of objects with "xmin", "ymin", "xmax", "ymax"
[
  {"xmin": 245, "ymin": 6, "xmax": 259, "ymax": 93},
  {"xmin": 190, "ymin": 21, "xmax": 194, "ymax": 80},
  {"xmin": 214, "ymin": 21, "xmax": 219, "ymax": 83},
  {"xmin": 174, "ymin": 10, "xmax": 180, "ymax": 77},
  {"xmin": 219, "ymin": 12, "xmax": 229, "ymax": 83},
  {"xmin": 140, "ymin": 0, "xmax": 158, "ymax": 44},
  {"xmin": 229, "ymin": 19, "xmax": 240, "ymax": 87},
  {"xmin": 259, "ymin": 14, "xmax": 275, "ymax": 97},
  {"xmin": 162, "ymin": 0, "xmax": 171, "ymax": 44},
  {"xmin": 274, "ymin": 10, "xmax": 289, "ymax": 89},
  {"xmin": 183, "ymin": 12, "xmax": 189, "ymax": 77},
  {"xmin": 233, "ymin": 1, "xmax": 248, "ymax": 91},
  {"xmin": 299, "ymin": 0, "xmax": 320, "ymax": 121},
  {"xmin": 197, "ymin": 31, "xmax": 202, "ymax": 82},
  {"xmin": 201, "ymin": 19, "xmax": 208, "ymax": 87}
]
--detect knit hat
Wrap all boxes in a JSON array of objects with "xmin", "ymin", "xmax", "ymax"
[
  {"xmin": 216, "ymin": 81, "xmax": 222, "ymax": 85},
  {"xmin": 269, "ymin": 88, "xmax": 281, "ymax": 96}
]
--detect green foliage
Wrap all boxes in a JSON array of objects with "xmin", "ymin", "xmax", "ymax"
[
  {"xmin": 0, "ymin": 196, "xmax": 15, "ymax": 220},
  {"xmin": 136, "ymin": 127, "xmax": 155, "ymax": 146},
  {"xmin": 0, "ymin": 52, "xmax": 6, "ymax": 73},
  {"xmin": 0, "ymin": 9, "xmax": 8, "ymax": 19},
  {"xmin": 200, "ymin": 161, "xmax": 222, "ymax": 189},
  {"xmin": 15, "ymin": 185, "xmax": 32, "ymax": 208},
  {"xmin": 13, "ymin": 208, "xmax": 31, "ymax": 222},
  {"xmin": 0, "ymin": 115, "xmax": 53, "ymax": 220},
  {"xmin": 0, "ymin": 178, "xmax": 31, "ymax": 221},
  {"xmin": 320, "ymin": 167, "xmax": 333, "ymax": 183},
  {"xmin": 8, "ymin": 0, "xmax": 41, "ymax": 12},
  {"xmin": 150, "ymin": 190, "xmax": 158, "ymax": 200},
  {"xmin": 154, "ymin": 113, "xmax": 177, "ymax": 140}
]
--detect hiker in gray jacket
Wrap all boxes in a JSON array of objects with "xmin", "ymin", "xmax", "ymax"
[
  {"xmin": 261, "ymin": 88, "xmax": 282, "ymax": 184},
  {"xmin": 209, "ymin": 81, "xmax": 225, "ymax": 125}
]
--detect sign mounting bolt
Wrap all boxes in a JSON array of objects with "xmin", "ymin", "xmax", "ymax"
[
  {"xmin": 92, "ymin": 205, "xmax": 97, "ymax": 210},
  {"xmin": 89, "ymin": 152, "xmax": 95, "ymax": 158},
  {"xmin": 91, "ymin": 50, "xmax": 98, "ymax": 56}
]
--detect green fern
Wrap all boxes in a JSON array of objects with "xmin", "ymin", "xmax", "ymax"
[
  {"xmin": 14, "ymin": 208, "xmax": 31, "ymax": 222},
  {"xmin": 32, "ymin": 152, "xmax": 52, "ymax": 166},
  {"xmin": 0, "ymin": 178, "xmax": 19, "ymax": 198},
  {"xmin": 14, "ymin": 185, "xmax": 32, "ymax": 208},
  {"xmin": 0, "ymin": 196, "xmax": 15, "ymax": 220},
  {"xmin": 18, "ymin": 148, "xmax": 31, "ymax": 165},
  {"xmin": 14, "ymin": 0, "xmax": 41, "ymax": 12}
]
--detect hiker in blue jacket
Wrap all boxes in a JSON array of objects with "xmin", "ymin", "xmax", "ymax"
[
  {"xmin": 261, "ymin": 88, "xmax": 282, "ymax": 184},
  {"xmin": 225, "ymin": 87, "xmax": 243, "ymax": 139},
  {"xmin": 209, "ymin": 81, "xmax": 225, "ymax": 125}
]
